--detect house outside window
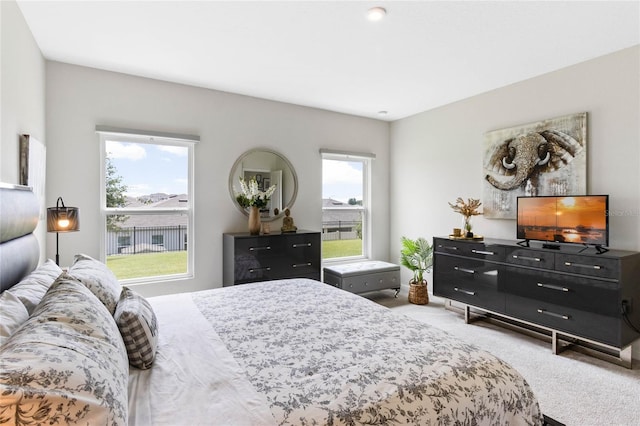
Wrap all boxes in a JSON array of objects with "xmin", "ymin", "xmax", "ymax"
[
  {"xmin": 117, "ymin": 235, "xmax": 131, "ymax": 249},
  {"xmin": 321, "ymin": 150, "xmax": 373, "ymax": 261},
  {"xmin": 98, "ymin": 127, "xmax": 197, "ymax": 283}
]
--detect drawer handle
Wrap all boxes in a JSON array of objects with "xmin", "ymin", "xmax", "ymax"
[
  {"xmin": 537, "ymin": 283, "xmax": 569, "ymax": 292},
  {"xmin": 292, "ymin": 262, "xmax": 312, "ymax": 268},
  {"xmin": 439, "ymin": 245, "xmax": 458, "ymax": 250},
  {"xmin": 249, "ymin": 246, "xmax": 271, "ymax": 251},
  {"xmin": 292, "ymin": 243, "xmax": 312, "ymax": 248},
  {"xmin": 512, "ymin": 255, "xmax": 541, "ymax": 262},
  {"xmin": 537, "ymin": 309, "xmax": 570, "ymax": 320},
  {"xmin": 248, "ymin": 267, "xmax": 271, "ymax": 273},
  {"xmin": 471, "ymin": 249, "xmax": 495, "ymax": 256},
  {"xmin": 454, "ymin": 287, "xmax": 475, "ymax": 296},
  {"xmin": 564, "ymin": 261, "xmax": 602, "ymax": 270},
  {"xmin": 454, "ymin": 266, "xmax": 475, "ymax": 274}
]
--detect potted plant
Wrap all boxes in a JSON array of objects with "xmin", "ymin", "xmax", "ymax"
[{"xmin": 400, "ymin": 236, "xmax": 433, "ymax": 305}]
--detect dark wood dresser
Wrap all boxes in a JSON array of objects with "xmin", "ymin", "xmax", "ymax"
[
  {"xmin": 223, "ymin": 230, "xmax": 321, "ymax": 286},
  {"xmin": 433, "ymin": 236, "xmax": 640, "ymax": 368}
]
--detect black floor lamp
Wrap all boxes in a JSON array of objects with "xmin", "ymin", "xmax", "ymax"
[{"xmin": 47, "ymin": 196, "xmax": 79, "ymax": 266}]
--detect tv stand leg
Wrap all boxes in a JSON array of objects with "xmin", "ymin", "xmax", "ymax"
[
  {"xmin": 463, "ymin": 305, "xmax": 485, "ymax": 324},
  {"xmin": 552, "ymin": 331, "xmax": 633, "ymax": 368},
  {"xmin": 552, "ymin": 331, "xmax": 573, "ymax": 355},
  {"xmin": 621, "ymin": 346, "xmax": 632, "ymax": 369}
]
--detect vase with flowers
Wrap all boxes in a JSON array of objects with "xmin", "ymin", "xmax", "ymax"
[
  {"xmin": 235, "ymin": 177, "xmax": 277, "ymax": 235},
  {"xmin": 448, "ymin": 197, "xmax": 482, "ymax": 238}
]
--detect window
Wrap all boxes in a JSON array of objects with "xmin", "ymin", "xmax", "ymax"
[
  {"xmin": 321, "ymin": 150, "xmax": 373, "ymax": 261},
  {"xmin": 98, "ymin": 127, "xmax": 197, "ymax": 282}
]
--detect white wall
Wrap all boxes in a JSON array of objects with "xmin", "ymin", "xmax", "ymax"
[
  {"xmin": 45, "ymin": 62, "xmax": 390, "ymax": 297},
  {"xmin": 0, "ymin": 0, "xmax": 47, "ymax": 262},
  {"xmin": 390, "ymin": 45, "xmax": 640, "ymax": 358}
]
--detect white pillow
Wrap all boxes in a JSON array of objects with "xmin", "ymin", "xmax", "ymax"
[
  {"xmin": 0, "ymin": 273, "xmax": 129, "ymax": 425},
  {"xmin": 68, "ymin": 253, "xmax": 122, "ymax": 314},
  {"xmin": 0, "ymin": 292, "xmax": 29, "ymax": 346},
  {"xmin": 6, "ymin": 259, "xmax": 62, "ymax": 314}
]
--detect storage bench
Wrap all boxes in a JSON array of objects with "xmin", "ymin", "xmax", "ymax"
[{"xmin": 323, "ymin": 261, "xmax": 401, "ymax": 296}]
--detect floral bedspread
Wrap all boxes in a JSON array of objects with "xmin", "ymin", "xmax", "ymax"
[{"xmin": 192, "ymin": 279, "xmax": 542, "ymax": 425}]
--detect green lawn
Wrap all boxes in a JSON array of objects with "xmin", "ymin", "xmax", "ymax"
[
  {"xmin": 107, "ymin": 251, "xmax": 187, "ymax": 280},
  {"xmin": 322, "ymin": 239, "xmax": 362, "ymax": 259}
]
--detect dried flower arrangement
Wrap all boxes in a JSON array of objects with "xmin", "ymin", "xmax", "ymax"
[
  {"xmin": 449, "ymin": 197, "xmax": 482, "ymax": 236},
  {"xmin": 448, "ymin": 197, "xmax": 482, "ymax": 218}
]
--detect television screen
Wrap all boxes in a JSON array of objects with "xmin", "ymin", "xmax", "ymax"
[{"xmin": 517, "ymin": 195, "xmax": 609, "ymax": 246}]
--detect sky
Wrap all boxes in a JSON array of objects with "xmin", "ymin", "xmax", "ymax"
[
  {"xmin": 107, "ymin": 144, "xmax": 362, "ymax": 202},
  {"xmin": 106, "ymin": 140, "xmax": 187, "ymax": 197},
  {"xmin": 322, "ymin": 159, "xmax": 363, "ymax": 203}
]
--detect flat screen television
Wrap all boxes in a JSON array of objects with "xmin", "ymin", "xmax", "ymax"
[{"xmin": 516, "ymin": 195, "xmax": 609, "ymax": 249}]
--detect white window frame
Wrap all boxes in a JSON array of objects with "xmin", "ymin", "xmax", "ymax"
[
  {"xmin": 320, "ymin": 149, "xmax": 374, "ymax": 263},
  {"xmin": 97, "ymin": 126, "xmax": 197, "ymax": 284}
]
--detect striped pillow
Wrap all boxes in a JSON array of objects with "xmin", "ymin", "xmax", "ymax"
[{"xmin": 114, "ymin": 287, "xmax": 158, "ymax": 369}]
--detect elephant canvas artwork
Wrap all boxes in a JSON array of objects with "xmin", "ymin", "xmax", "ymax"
[{"xmin": 483, "ymin": 112, "xmax": 587, "ymax": 219}]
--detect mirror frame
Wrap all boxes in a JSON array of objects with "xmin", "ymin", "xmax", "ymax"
[{"xmin": 228, "ymin": 148, "xmax": 298, "ymax": 222}]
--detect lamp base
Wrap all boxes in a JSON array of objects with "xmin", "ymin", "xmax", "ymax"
[{"xmin": 55, "ymin": 232, "xmax": 60, "ymax": 266}]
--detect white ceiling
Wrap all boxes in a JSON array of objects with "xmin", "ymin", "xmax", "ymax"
[{"xmin": 17, "ymin": 1, "xmax": 640, "ymax": 121}]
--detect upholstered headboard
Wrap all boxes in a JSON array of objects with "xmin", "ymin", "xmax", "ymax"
[{"xmin": 0, "ymin": 183, "xmax": 40, "ymax": 292}]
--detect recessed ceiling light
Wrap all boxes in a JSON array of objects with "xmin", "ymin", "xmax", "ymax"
[
  {"xmin": 378, "ymin": 111, "xmax": 388, "ymax": 116},
  {"xmin": 367, "ymin": 7, "xmax": 387, "ymax": 22}
]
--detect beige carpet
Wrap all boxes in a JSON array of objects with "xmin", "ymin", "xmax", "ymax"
[{"xmin": 366, "ymin": 288, "xmax": 640, "ymax": 426}]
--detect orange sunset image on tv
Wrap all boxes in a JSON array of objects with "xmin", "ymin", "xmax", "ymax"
[{"xmin": 517, "ymin": 196, "xmax": 608, "ymax": 245}]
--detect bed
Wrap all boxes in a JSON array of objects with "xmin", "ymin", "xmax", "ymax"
[{"xmin": 0, "ymin": 184, "xmax": 542, "ymax": 425}]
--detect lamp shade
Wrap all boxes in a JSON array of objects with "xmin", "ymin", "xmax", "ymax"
[{"xmin": 47, "ymin": 197, "xmax": 79, "ymax": 232}]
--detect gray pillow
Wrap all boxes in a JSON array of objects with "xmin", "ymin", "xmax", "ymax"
[
  {"xmin": 68, "ymin": 253, "xmax": 122, "ymax": 314},
  {"xmin": 114, "ymin": 287, "xmax": 159, "ymax": 369}
]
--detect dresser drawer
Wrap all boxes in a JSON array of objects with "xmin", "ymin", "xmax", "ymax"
[
  {"xmin": 434, "ymin": 238, "xmax": 505, "ymax": 262},
  {"xmin": 435, "ymin": 281, "xmax": 505, "ymax": 313},
  {"xmin": 283, "ymin": 233, "xmax": 321, "ymax": 263},
  {"xmin": 502, "ymin": 266, "xmax": 619, "ymax": 316},
  {"xmin": 234, "ymin": 236, "xmax": 284, "ymax": 258},
  {"xmin": 232, "ymin": 253, "xmax": 279, "ymax": 283},
  {"xmin": 506, "ymin": 295, "xmax": 619, "ymax": 346},
  {"xmin": 434, "ymin": 255, "xmax": 504, "ymax": 312},
  {"xmin": 555, "ymin": 254, "xmax": 619, "ymax": 279},
  {"xmin": 505, "ymin": 248, "xmax": 554, "ymax": 269}
]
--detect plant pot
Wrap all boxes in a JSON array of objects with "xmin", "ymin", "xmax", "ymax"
[{"xmin": 408, "ymin": 280, "xmax": 429, "ymax": 305}]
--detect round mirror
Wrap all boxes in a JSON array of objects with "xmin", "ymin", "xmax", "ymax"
[{"xmin": 229, "ymin": 148, "xmax": 298, "ymax": 221}]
